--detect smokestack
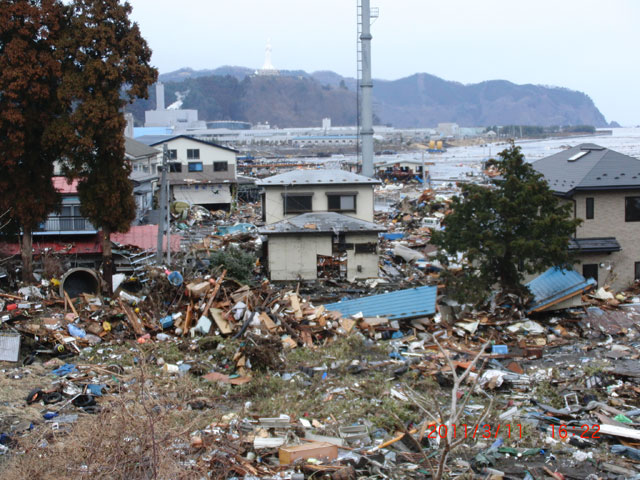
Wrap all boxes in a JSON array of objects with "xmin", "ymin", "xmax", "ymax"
[
  {"xmin": 360, "ymin": 0, "xmax": 374, "ymax": 178},
  {"xmin": 156, "ymin": 82, "xmax": 165, "ymax": 111}
]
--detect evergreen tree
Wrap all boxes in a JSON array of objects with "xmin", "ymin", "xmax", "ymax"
[
  {"xmin": 431, "ymin": 144, "xmax": 581, "ymax": 306},
  {"xmin": 60, "ymin": 0, "xmax": 157, "ymax": 292},
  {"xmin": 0, "ymin": 0, "xmax": 66, "ymax": 281}
]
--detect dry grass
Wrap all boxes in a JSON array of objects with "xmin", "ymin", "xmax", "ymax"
[{"xmin": 1, "ymin": 362, "xmax": 215, "ymax": 480}]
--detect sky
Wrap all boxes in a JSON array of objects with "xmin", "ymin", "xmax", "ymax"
[{"xmin": 126, "ymin": 0, "xmax": 640, "ymax": 126}]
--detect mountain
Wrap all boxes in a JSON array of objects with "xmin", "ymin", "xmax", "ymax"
[{"xmin": 130, "ymin": 68, "xmax": 607, "ymax": 128}]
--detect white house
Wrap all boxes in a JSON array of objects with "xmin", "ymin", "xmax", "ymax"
[
  {"xmin": 136, "ymin": 134, "xmax": 238, "ymax": 210},
  {"xmin": 257, "ymin": 169, "xmax": 385, "ymax": 281}
]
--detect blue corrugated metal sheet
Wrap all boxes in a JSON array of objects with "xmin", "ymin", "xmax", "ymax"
[
  {"xmin": 526, "ymin": 267, "xmax": 596, "ymax": 312},
  {"xmin": 324, "ymin": 286, "xmax": 437, "ymax": 320}
]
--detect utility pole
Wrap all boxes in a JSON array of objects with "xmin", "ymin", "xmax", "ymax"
[
  {"xmin": 360, "ymin": 0, "xmax": 374, "ymax": 178},
  {"xmin": 156, "ymin": 144, "xmax": 168, "ymax": 263}
]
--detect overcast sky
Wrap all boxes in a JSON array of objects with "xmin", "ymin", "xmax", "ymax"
[{"xmin": 127, "ymin": 0, "xmax": 640, "ymax": 126}]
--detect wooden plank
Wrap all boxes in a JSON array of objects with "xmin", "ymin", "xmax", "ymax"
[
  {"xmin": 210, "ymin": 307, "xmax": 232, "ymax": 334},
  {"xmin": 64, "ymin": 291, "xmax": 79, "ymax": 318},
  {"xmin": 118, "ymin": 299, "xmax": 144, "ymax": 336}
]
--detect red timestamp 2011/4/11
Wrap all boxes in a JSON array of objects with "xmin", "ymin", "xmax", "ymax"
[{"xmin": 425, "ymin": 424, "xmax": 522, "ymax": 440}]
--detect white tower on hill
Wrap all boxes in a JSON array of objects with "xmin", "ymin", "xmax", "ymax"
[{"xmin": 257, "ymin": 38, "xmax": 279, "ymax": 76}]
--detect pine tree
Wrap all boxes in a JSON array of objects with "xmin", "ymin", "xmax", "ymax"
[
  {"xmin": 431, "ymin": 144, "xmax": 581, "ymax": 306},
  {"xmin": 60, "ymin": 0, "xmax": 157, "ymax": 292},
  {"xmin": 0, "ymin": 0, "xmax": 66, "ymax": 281}
]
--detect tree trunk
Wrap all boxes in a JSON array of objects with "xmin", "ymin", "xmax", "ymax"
[
  {"xmin": 102, "ymin": 226, "xmax": 113, "ymax": 294},
  {"xmin": 21, "ymin": 229, "xmax": 34, "ymax": 283}
]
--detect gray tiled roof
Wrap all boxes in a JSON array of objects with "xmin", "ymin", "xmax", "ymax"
[
  {"xmin": 258, "ymin": 212, "xmax": 386, "ymax": 235},
  {"xmin": 532, "ymin": 144, "xmax": 640, "ymax": 195},
  {"xmin": 568, "ymin": 237, "xmax": 621, "ymax": 253},
  {"xmin": 255, "ymin": 169, "xmax": 380, "ymax": 186},
  {"xmin": 135, "ymin": 134, "xmax": 238, "ymax": 153},
  {"xmin": 125, "ymin": 137, "xmax": 160, "ymax": 158}
]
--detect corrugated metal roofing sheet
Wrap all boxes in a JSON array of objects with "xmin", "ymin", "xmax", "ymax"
[
  {"xmin": 526, "ymin": 267, "xmax": 596, "ymax": 312},
  {"xmin": 324, "ymin": 285, "xmax": 437, "ymax": 320}
]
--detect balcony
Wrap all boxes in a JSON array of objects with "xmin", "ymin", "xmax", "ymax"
[{"xmin": 34, "ymin": 216, "xmax": 97, "ymax": 235}]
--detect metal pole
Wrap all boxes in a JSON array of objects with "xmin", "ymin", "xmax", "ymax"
[
  {"xmin": 360, "ymin": 0, "xmax": 374, "ymax": 178},
  {"xmin": 166, "ymin": 176, "xmax": 171, "ymax": 264},
  {"xmin": 422, "ymin": 150, "xmax": 426, "ymax": 185},
  {"xmin": 156, "ymin": 144, "xmax": 168, "ymax": 263}
]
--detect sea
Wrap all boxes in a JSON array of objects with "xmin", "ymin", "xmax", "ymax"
[{"xmin": 331, "ymin": 127, "xmax": 640, "ymax": 186}]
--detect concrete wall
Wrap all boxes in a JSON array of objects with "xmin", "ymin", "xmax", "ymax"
[
  {"xmin": 263, "ymin": 184, "xmax": 375, "ymax": 224},
  {"xmin": 569, "ymin": 190, "xmax": 640, "ymax": 290},
  {"xmin": 345, "ymin": 233, "xmax": 379, "ymax": 279},
  {"xmin": 267, "ymin": 233, "xmax": 379, "ymax": 281},
  {"xmin": 267, "ymin": 235, "xmax": 332, "ymax": 281}
]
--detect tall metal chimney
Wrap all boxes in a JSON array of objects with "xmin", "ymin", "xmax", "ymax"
[
  {"xmin": 359, "ymin": 0, "xmax": 374, "ymax": 177},
  {"xmin": 156, "ymin": 82, "xmax": 165, "ymax": 111}
]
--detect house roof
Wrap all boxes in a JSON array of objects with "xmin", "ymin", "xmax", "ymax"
[
  {"xmin": 526, "ymin": 267, "xmax": 596, "ymax": 313},
  {"xmin": 532, "ymin": 144, "xmax": 640, "ymax": 195},
  {"xmin": 255, "ymin": 169, "xmax": 380, "ymax": 186},
  {"xmin": 135, "ymin": 134, "xmax": 238, "ymax": 153},
  {"xmin": 258, "ymin": 212, "xmax": 386, "ymax": 235},
  {"xmin": 324, "ymin": 285, "xmax": 437, "ymax": 320},
  {"xmin": 125, "ymin": 137, "xmax": 160, "ymax": 159},
  {"xmin": 569, "ymin": 237, "xmax": 621, "ymax": 253}
]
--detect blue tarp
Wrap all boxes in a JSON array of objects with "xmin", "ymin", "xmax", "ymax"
[
  {"xmin": 526, "ymin": 267, "xmax": 596, "ymax": 312},
  {"xmin": 379, "ymin": 233, "xmax": 405, "ymax": 240},
  {"xmin": 324, "ymin": 285, "xmax": 437, "ymax": 320}
]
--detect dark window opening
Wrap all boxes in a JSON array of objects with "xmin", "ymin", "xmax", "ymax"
[
  {"xmin": 168, "ymin": 162, "xmax": 182, "ymax": 173},
  {"xmin": 168, "ymin": 149, "xmax": 177, "ymax": 160},
  {"xmin": 261, "ymin": 192, "xmax": 266, "ymax": 222},
  {"xmin": 355, "ymin": 243, "xmax": 377, "ymax": 254},
  {"xmin": 635, "ymin": 262, "xmax": 640, "ymax": 281},
  {"xmin": 625, "ymin": 196, "xmax": 640, "ymax": 222},
  {"xmin": 583, "ymin": 264, "xmax": 598, "ymax": 285},
  {"xmin": 213, "ymin": 161, "xmax": 228, "ymax": 172},
  {"xmin": 188, "ymin": 162, "xmax": 203, "ymax": 172},
  {"xmin": 283, "ymin": 194, "xmax": 312, "ymax": 213},
  {"xmin": 586, "ymin": 197, "xmax": 594, "ymax": 219},
  {"xmin": 187, "ymin": 149, "xmax": 200, "ymax": 160}
]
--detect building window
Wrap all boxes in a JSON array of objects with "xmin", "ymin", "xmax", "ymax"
[
  {"xmin": 586, "ymin": 197, "xmax": 594, "ymax": 219},
  {"xmin": 355, "ymin": 243, "xmax": 377, "ymax": 254},
  {"xmin": 168, "ymin": 149, "xmax": 177, "ymax": 160},
  {"xmin": 168, "ymin": 162, "xmax": 182, "ymax": 173},
  {"xmin": 283, "ymin": 193, "xmax": 312, "ymax": 213},
  {"xmin": 188, "ymin": 162, "xmax": 203, "ymax": 172},
  {"xmin": 327, "ymin": 193, "xmax": 356, "ymax": 212},
  {"xmin": 626, "ymin": 197, "xmax": 640, "ymax": 222},
  {"xmin": 583, "ymin": 264, "xmax": 598, "ymax": 285},
  {"xmin": 187, "ymin": 149, "xmax": 200, "ymax": 160},
  {"xmin": 213, "ymin": 161, "xmax": 228, "ymax": 172}
]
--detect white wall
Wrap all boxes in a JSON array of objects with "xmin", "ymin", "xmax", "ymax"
[
  {"xmin": 268, "ymin": 235, "xmax": 332, "ymax": 281},
  {"xmin": 263, "ymin": 184, "xmax": 375, "ymax": 224},
  {"xmin": 346, "ymin": 233, "xmax": 379, "ymax": 279}
]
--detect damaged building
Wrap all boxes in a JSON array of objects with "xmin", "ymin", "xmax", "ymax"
[
  {"xmin": 257, "ymin": 169, "xmax": 385, "ymax": 281},
  {"xmin": 136, "ymin": 134, "xmax": 238, "ymax": 211},
  {"xmin": 533, "ymin": 144, "xmax": 640, "ymax": 290}
]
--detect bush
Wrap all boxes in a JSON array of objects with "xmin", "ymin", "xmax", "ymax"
[{"xmin": 209, "ymin": 247, "xmax": 256, "ymax": 284}]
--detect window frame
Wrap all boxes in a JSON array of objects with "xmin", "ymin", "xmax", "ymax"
[
  {"xmin": 168, "ymin": 149, "xmax": 177, "ymax": 160},
  {"xmin": 186, "ymin": 148, "xmax": 200, "ymax": 160},
  {"xmin": 213, "ymin": 161, "xmax": 228, "ymax": 172},
  {"xmin": 188, "ymin": 161, "xmax": 203, "ymax": 172},
  {"xmin": 625, "ymin": 196, "xmax": 640, "ymax": 222},
  {"xmin": 168, "ymin": 162, "xmax": 182, "ymax": 173},
  {"xmin": 326, "ymin": 191, "xmax": 357, "ymax": 213},
  {"xmin": 282, "ymin": 193, "xmax": 313, "ymax": 214},
  {"xmin": 585, "ymin": 197, "xmax": 594, "ymax": 219}
]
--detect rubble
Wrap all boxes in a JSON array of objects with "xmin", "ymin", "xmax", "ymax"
[{"xmin": 2, "ymin": 194, "xmax": 640, "ymax": 478}]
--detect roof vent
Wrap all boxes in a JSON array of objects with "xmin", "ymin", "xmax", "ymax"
[{"xmin": 568, "ymin": 151, "xmax": 589, "ymax": 162}]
